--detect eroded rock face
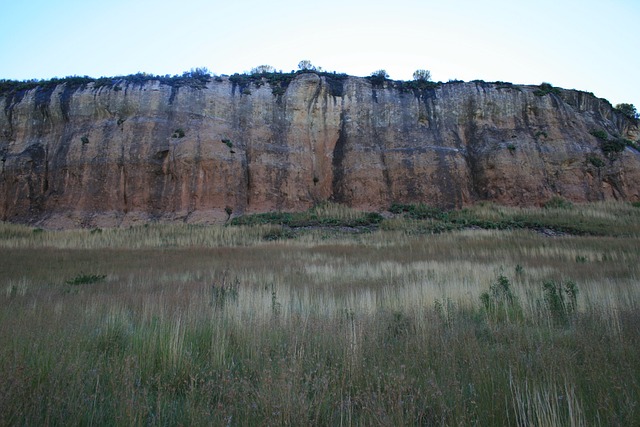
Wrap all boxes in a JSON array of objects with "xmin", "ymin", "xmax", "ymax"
[{"xmin": 1, "ymin": 74, "xmax": 638, "ymax": 227}]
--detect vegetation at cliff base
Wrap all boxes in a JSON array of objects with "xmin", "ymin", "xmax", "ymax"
[
  {"xmin": 0, "ymin": 201, "xmax": 639, "ymax": 425},
  {"xmin": 229, "ymin": 202, "xmax": 383, "ymax": 230},
  {"xmin": 227, "ymin": 200, "xmax": 640, "ymax": 239}
]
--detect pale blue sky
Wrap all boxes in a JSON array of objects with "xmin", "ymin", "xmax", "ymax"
[{"xmin": 1, "ymin": 0, "xmax": 638, "ymax": 108}]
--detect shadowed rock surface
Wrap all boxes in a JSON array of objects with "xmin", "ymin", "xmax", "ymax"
[{"xmin": 1, "ymin": 73, "xmax": 639, "ymax": 228}]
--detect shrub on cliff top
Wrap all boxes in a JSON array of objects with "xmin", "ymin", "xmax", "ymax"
[
  {"xmin": 368, "ymin": 69, "xmax": 389, "ymax": 86},
  {"xmin": 615, "ymin": 103, "xmax": 639, "ymax": 120},
  {"xmin": 533, "ymin": 82, "xmax": 561, "ymax": 97}
]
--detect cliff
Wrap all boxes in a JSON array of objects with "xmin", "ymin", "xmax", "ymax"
[{"xmin": 1, "ymin": 73, "xmax": 639, "ymax": 228}]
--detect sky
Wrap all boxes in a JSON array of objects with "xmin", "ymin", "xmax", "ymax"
[{"xmin": 1, "ymin": 0, "xmax": 639, "ymax": 108}]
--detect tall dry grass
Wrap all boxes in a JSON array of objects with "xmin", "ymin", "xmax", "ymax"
[{"xmin": 1, "ymin": 202, "xmax": 639, "ymax": 425}]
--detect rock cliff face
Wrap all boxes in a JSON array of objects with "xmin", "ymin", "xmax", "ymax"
[{"xmin": 1, "ymin": 73, "xmax": 639, "ymax": 227}]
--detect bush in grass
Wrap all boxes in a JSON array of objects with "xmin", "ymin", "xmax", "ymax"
[
  {"xmin": 66, "ymin": 273, "xmax": 106, "ymax": 285},
  {"xmin": 543, "ymin": 197, "xmax": 573, "ymax": 209},
  {"xmin": 543, "ymin": 280, "xmax": 578, "ymax": 325},
  {"xmin": 262, "ymin": 227, "xmax": 296, "ymax": 241},
  {"xmin": 211, "ymin": 273, "xmax": 239, "ymax": 310},
  {"xmin": 480, "ymin": 274, "xmax": 522, "ymax": 323},
  {"xmin": 389, "ymin": 203, "xmax": 447, "ymax": 220}
]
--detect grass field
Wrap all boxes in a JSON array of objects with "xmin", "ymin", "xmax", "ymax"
[{"xmin": 1, "ymin": 202, "xmax": 639, "ymax": 425}]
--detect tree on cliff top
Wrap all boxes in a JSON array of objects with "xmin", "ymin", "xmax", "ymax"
[
  {"xmin": 368, "ymin": 69, "xmax": 389, "ymax": 86},
  {"xmin": 413, "ymin": 69, "xmax": 432, "ymax": 81},
  {"xmin": 615, "ymin": 103, "xmax": 639, "ymax": 120},
  {"xmin": 371, "ymin": 69, "xmax": 389, "ymax": 79},
  {"xmin": 250, "ymin": 65, "xmax": 276, "ymax": 75},
  {"xmin": 298, "ymin": 60, "xmax": 317, "ymax": 71}
]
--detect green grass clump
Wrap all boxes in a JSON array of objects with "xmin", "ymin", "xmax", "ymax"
[
  {"xmin": 480, "ymin": 274, "xmax": 523, "ymax": 323},
  {"xmin": 543, "ymin": 196, "xmax": 573, "ymax": 210},
  {"xmin": 229, "ymin": 202, "xmax": 383, "ymax": 229},
  {"xmin": 389, "ymin": 203, "xmax": 447, "ymax": 220},
  {"xmin": 65, "ymin": 273, "xmax": 106, "ymax": 285},
  {"xmin": 542, "ymin": 280, "xmax": 578, "ymax": 325}
]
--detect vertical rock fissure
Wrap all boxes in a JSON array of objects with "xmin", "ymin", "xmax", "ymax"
[
  {"xmin": 462, "ymin": 99, "xmax": 484, "ymax": 201},
  {"xmin": 330, "ymin": 112, "xmax": 348, "ymax": 203}
]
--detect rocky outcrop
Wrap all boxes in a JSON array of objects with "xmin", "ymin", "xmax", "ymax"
[{"xmin": 1, "ymin": 73, "xmax": 639, "ymax": 227}]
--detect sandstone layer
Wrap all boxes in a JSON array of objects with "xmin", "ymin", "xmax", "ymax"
[{"xmin": 1, "ymin": 73, "xmax": 639, "ymax": 227}]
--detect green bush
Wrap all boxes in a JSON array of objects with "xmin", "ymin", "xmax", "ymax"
[
  {"xmin": 230, "ymin": 204, "xmax": 383, "ymax": 229},
  {"xmin": 601, "ymin": 138, "xmax": 626, "ymax": 155},
  {"xmin": 590, "ymin": 130, "xmax": 627, "ymax": 157},
  {"xmin": 262, "ymin": 227, "xmax": 296, "ymax": 241},
  {"xmin": 229, "ymin": 212, "xmax": 294, "ymax": 226},
  {"xmin": 397, "ymin": 79, "xmax": 440, "ymax": 91},
  {"xmin": 389, "ymin": 203, "xmax": 447, "ymax": 220},
  {"xmin": 368, "ymin": 69, "xmax": 389, "ymax": 86},
  {"xmin": 543, "ymin": 197, "xmax": 573, "ymax": 209},
  {"xmin": 66, "ymin": 273, "xmax": 106, "ymax": 285},
  {"xmin": 587, "ymin": 155, "xmax": 605, "ymax": 168},
  {"xmin": 480, "ymin": 274, "xmax": 522, "ymax": 323},
  {"xmin": 614, "ymin": 103, "xmax": 638, "ymax": 120},
  {"xmin": 534, "ymin": 131, "xmax": 548, "ymax": 139},
  {"xmin": 542, "ymin": 280, "xmax": 578, "ymax": 325},
  {"xmin": 533, "ymin": 82, "xmax": 561, "ymax": 97},
  {"xmin": 589, "ymin": 129, "xmax": 608, "ymax": 141},
  {"xmin": 623, "ymin": 139, "xmax": 638, "ymax": 150}
]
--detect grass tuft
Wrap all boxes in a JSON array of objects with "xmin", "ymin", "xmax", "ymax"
[{"xmin": 65, "ymin": 273, "xmax": 106, "ymax": 285}]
